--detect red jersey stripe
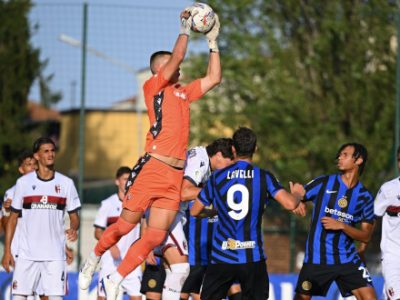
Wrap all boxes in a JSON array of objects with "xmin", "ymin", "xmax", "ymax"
[{"xmin": 23, "ymin": 196, "xmax": 67, "ymax": 205}]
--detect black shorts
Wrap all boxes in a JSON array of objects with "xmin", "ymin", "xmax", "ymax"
[
  {"xmin": 140, "ymin": 264, "xmax": 166, "ymax": 294},
  {"xmin": 181, "ymin": 265, "xmax": 207, "ymax": 294},
  {"xmin": 201, "ymin": 260, "xmax": 269, "ymax": 300},
  {"xmin": 295, "ymin": 262, "xmax": 374, "ymax": 297}
]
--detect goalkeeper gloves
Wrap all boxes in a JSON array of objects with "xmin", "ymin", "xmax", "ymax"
[
  {"xmin": 179, "ymin": 8, "xmax": 193, "ymax": 36},
  {"xmin": 206, "ymin": 13, "xmax": 220, "ymax": 52}
]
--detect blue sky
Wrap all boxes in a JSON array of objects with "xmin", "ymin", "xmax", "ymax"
[{"xmin": 28, "ymin": 0, "xmax": 208, "ymax": 111}]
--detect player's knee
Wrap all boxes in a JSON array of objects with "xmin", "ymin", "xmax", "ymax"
[
  {"xmin": 142, "ymin": 227, "xmax": 167, "ymax": 248},
  {"xmin": 169, "ymin": 263, "xmax": 190, "ymax": 285},
  {"xmin": 116, "ymin": 217, "xmax": 136, "ymax": 235}
]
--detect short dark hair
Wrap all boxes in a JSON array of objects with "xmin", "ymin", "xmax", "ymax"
[
  {"xmin": 18, "ymin": 150, "xmax": 34, "ymax": 166},
  {"xmin": 232, "ymin": 127, "xmax": 257, "ymax": 158},
  {"xmin": 115, "ymin": 166, "xmax": 131, "ymax": 179},
  {"xmin": 206, "ymin": 138, "xmax": 234, "ymax": 160},
  {"xmin": 33, "ymin": 137, "xmax": 56, "ymax": 153},
  {"xmin": 149, "ymin": 51, "xmax": 172, "ymax": 74},
  {"xmin": 336, "ymin": 142, "xmax": 368, "ymax": 175}
]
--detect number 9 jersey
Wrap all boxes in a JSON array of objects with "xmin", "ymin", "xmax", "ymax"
[{"xmin": 198, "ymin": 160, "xmax": 283, "ymax": 264}]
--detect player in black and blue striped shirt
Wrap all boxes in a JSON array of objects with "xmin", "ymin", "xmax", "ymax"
[
  {"xmin": 191, "ymin": 127, "xmax": 302, "ymax": 300},
  {"xmin": 292, "ymin": 143, "xmax": 377, "ymax": 300},
  {"xmin": 180, "ymin": 139, "xmax": 241, "ymax": 300}
]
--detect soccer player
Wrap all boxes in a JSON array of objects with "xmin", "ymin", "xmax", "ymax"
[
  {"xmin": 94, "ymin": 167, "xmax": 142, "ymax": 300},
  {"xmin": 79, "ymin": 7, "xmax": 222, "ymax": 300},
  {"xmin": 374, "ymin": 146, "xmax": 400, "ymax": 300},
  {"xmin": 180, "ymin": 138, "xmax": 240, "ymax": 300},
  {"xmin": 291, "ymin": 142, "xmax": 376, "ymax": 300},
  {"xmin": 3, "ymin": 150, "xmax": 37, "ymax": 261},
  {"xmin": 191, "ymin": 127, "xmax": 302, "ymax": 300},
  {"xmin": 1, "ymin": 137, "xmax": 81, "ymax": 300}
]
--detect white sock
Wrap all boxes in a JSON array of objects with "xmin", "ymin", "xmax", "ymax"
[
  {"xmin": 109, "ymin": 271, "xmax": 124, "ymax": 285},
  {"xmin": 162, "ymin": 263, "xmax": 190, "ymax": 299},
  {"xmin": 48, "ymin": 296, "xmax": 63, "ymax": 300}
]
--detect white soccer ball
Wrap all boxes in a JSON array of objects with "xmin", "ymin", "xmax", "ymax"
[{"xmin": 190, "ymin": 2, "xmax": 216, "ymax": 33}]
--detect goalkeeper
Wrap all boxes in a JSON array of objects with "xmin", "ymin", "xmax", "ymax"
[{"xmin": 78, "ymin": 7, "xmax": 222, "ymax": 300}]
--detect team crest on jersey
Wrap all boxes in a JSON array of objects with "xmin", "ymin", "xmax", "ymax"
[
  {"xmin": 200, "ymin": 161, "xmax": 205, "ymax": 167},
  {"xmin": 55, "ymin": 184, "xmax": 61, "ymax": 193},
  {"xmin": 182, "ymin": 240, "xmax": 187, "ymax": 251},
  {"xmin": 32, "ymin": 185, "xmax": 36, "ymax": 190},
  {"xmin": 173, "ymin": 90, "xmax": 187, "ymax": 100},
  {"xmin": 148, "ymin": 279, "xmax": 157, "ymax": 288},
  {"xmin": 338, "ymin": 196, "xmax": 348, "ymax": 208},
  {"xmin": 301, "ymin": 281, "xmax": 312, "ymax": 291},
  {"xmin": 222, "ymin": 238, "xmax": 255, "ymax": 250},
  {"xmin": 188, "ymin": 148, "xmax": 197, "ymax": 158},
  {"xmin": 12, "ymin": 280, "xmax": 17, "ymax": 289}
]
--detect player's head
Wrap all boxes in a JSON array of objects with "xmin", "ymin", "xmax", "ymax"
[
  {"xmin": 17, "ymin": 150, "xmax": 37, "ymax": 175},
  {"xmin": 232, "ymin": 127, "xmax": 257, "ymax": 159},
  {"xmin": 115, "ymin": 166, "xmax": 131, "ymax": 195},
  {"xmin": 206, "ymin": 138, "xmax": 234, "ymax": 171},
  {"xmin": 336, "ymin": 142, "xmax": 368, "ymax": 175},
  {"xmin": 32, "ymin": 137, "xmax": 56, "ymax": 168},
  {"xmin": 150, "ymin": 51, "xmax": 180, "ymax": 83}
]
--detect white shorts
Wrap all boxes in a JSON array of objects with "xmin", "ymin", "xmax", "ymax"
[
  {"xmin": 12, "ymin": 258, "xmax": 67, "ymax": 296},
  {"xmin": 154, "ymin": 211, "xmax": 188, "ymax": 257},
  {"xmin": 97, "ymin": 259, "xmax": 143, "ymax": 297},
  {"xmin": 382, "ymin": 257, "xmax": 400, "ymax": 300}
]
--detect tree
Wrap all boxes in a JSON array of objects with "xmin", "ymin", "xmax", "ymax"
[
  {"xmin": 188, "ymin": 0, "xmax": 397, "ymax": 194},
  {"xmin": 0, "ymin": 0, "xmax": 40, "ymax": 189}
]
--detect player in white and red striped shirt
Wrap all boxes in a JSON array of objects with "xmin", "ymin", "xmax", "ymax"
[
  {"xmin": 94, "ymin": 166, "xmax": 142, "ymax": 300},
  {"xmin": 375, "ymin": 146, "xmax": 400, "ymax": 300},
  {"xmin": 1, "ymin": 137, "xmax": 81, "ymax": 300}
]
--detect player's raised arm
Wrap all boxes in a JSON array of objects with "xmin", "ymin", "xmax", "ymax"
[
  {"xmin": 200, "ymin": 14, "xmax": 221, "ymax": 94},
  {"xmin": 160, "ymin": 9, "xmax": 192, "ymax": 83}
]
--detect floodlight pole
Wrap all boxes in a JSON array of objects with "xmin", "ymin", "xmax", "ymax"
[{"xmin": 77, "ymin": 2, "xmax": 88, "ymax": 270}]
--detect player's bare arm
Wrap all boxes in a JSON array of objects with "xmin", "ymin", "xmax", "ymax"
[
  {"xmin": 190, "ymin": 198, "xmax": 216, "ymax": 218},
  {"xmin": 289, "ymin": 181, "xmax": 307, "ymax": 216},
  {"xmin": 1, "ymin": 199, "xmax": 12, "ymax": 229},
  {"xmin": 200, "ymin": 14, "xmax": 221, "ymax": 94},
  {"xmin": 1, "ymin": 210, "xmax": 18, "ymax": 272},
  {"xmin": 274, "ymin": 188, "xmax": 302, "ymax": 211},
  {"xmin": 158, "ymin": 10, "xmax": 192, "ymax": 82},
  {"xmin": 190, "ymin": 199, "xmax": 205, "ymax": 217},
  {"xmin": 321, "ymin": 217, "xmax": 375, "ymax": 243},
  {"xmin": 180, "ymin": 179, "xmax": 201, "ymax": 202},
  {"xmin": 357, "ymin": 242, "xmax": 368, "ymax": 263},
  {"xmin": 66, "ymin": 211, "xmax": 80, "ymax": 241}
]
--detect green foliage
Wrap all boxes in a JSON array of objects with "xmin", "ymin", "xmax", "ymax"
[
  {"xmin": 0, "ymin": 0, "xmax": 40, "ymax": 189},
  {"xmin": 188, "ymin": 0, "xmax": 397, "ymax": 194}
]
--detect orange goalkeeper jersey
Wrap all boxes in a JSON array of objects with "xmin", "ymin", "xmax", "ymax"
[{"xmin": 143, "ymin": 67, "xmax": 204, "ymax": 160}]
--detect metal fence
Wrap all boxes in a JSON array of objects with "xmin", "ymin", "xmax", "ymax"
[{"xmin": 26, "ymin": 2, "xmax": 384, "ymax": 274}]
